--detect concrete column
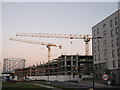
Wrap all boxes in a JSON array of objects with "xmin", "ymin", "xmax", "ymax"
[
  {"xmin": 35, "ymin": 67, "xmax": 37, "ymax": 76},
  {"xmin": 57, "ymin": 60, "xmax": 59, "ymax": 75},
  {"xmin": 76, "ymin": 55, "xmax": 79, "ymax": 80},
  {"xmin": 30, "ymin": 67, "xmax": 31, "ymax": 76},
  {"xmin": 64, "ymin": 55, "xmax": 67, "ymax": 75},
  {"xmin": 71, "ymin": 55, "xmax": 73, "ymax": 80}
]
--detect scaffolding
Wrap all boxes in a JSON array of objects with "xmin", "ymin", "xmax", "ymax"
[{"xmin": 3, "ymin": 58, "xmax": 26, "ymax": 73}]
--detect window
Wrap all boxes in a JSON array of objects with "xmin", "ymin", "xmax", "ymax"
[
  {"xmin": 115, "ymin": 17, "xmax": 118, "ymax": 25},
  {"xmin": 94, "ymin": 46, "xmax": 96, "ymax": 53},
  {"xmin": 94, "ymin": 55, "xmax": 96, "ymax": 61},
  {"xmin": 102, "ymin": 62, "xmax": 105, "ymax": 68},
  {"xmin": 94, "ymin": 39, "xmax": 97, "ymax": 44},
  {"xmin": 95, "ymin": 64, "xmax": 97, "ymax": 70},
  {"xmin": 112, "ymin": 50, "xmax": 115, "ymax": 58},
  {"xmin": 99, "ymin": 63, "xmax": 101, "ymax": 70},
  {"xmin": 103, "ymin": 31, "xmax": 107, "ymax": 37},
  {"xmin": 67, "ymin": 61, "xmax": 71, "ymax": 65},
  {"xmin": 116, "ymin": 27, "xmax": 119, "ymax": 35},
  {"xmin": 117, "ymin": 48, "xmax": 120, "ymax": 57},
  {"xmin": 110, "ymin": 20, "xmax": 113, "ymax": 27},
  {"xmin": 73, "ymin": 61, "xmax": 76, "ymax": 65},
  {"xmin": 104, "ymin": 50, "xmax": 108, "ymax": 60},
  {"xmin": 113, "ymin": 60, "xmax": 116, "ymax": 68},
  {"xmin": 118, "ymin": 60, "xmax": 120, "ymax": 68},
  {"xmin": 103, "ymin": 24, "xmax": 106, "ymax": 29},
  {"xmin": 103, "ymin": 40, "xmax": 107, "ymax": 47},
  {"xmin": 116, "ymin": 38, "xmax": 119, "ymax": 46},
  {"xmin": 97, "ymin": 28, "xmax": 99, "ymax": 35},
  {"xmin": 105, "ymin": 62, "xmax": 108, "ymax": 69},
  {"xmin": 98, "ymin": 38, "xmax": 100, "ymax": 43},
  {"xmin": 111, "ymin": 40, "xmax": 114, "ymax": 47},
  {"xmin": 98, "ymin": 54, "xmax": 101, "ymax": 61},
  {"xmin": 98, "ymin": 45, "xmax": 100, "ymax": 51},
  {"xmin": 111, "ymin": 30, "xmax": 114, "ymax": 37}
]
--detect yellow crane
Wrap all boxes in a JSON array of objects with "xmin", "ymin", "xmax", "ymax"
[
  {"xmin": 16, "ymin": 33, "xmax": 92, "ymax": 55},
  {"xmin": 9, "ymin": 37, "xmax": 61, "ymax": 62}
]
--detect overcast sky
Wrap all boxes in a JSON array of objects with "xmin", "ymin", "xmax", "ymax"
[{"xmin": 1, "ymin": 2, "xmax": 119, "ymax": 70}]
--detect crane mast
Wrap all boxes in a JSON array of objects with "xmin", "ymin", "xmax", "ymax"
[
  {"xmin": 16, "ymin": 33, "xmax": 92, "ymax": 55},
  {"xmin": 9, "ymin": 37, "xmax": 61, "ymax": 62}
]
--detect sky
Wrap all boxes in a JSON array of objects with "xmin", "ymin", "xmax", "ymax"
[{"xmin": 0, "ymin": 1, "xmax": 119, "ymax": 71}]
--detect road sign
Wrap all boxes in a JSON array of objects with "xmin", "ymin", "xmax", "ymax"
[{"xmin": 102, "ymin": 74, "xmax": 109, "ymax": 81}]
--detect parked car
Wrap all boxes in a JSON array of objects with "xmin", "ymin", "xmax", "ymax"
[{"xmin": 25, "ymin": 78, "xmax": 32, "ymax": 82}]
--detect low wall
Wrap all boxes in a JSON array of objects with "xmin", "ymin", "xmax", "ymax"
[{"xmin": 28, "ymin": 75, "xmax": 93, "ymax": 81}]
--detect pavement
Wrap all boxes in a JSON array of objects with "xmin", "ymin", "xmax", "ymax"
[
  {"xmin": 33, "ymin": 83, "xmax": 63, "ymax": 90},
  {"xmin": 75, "ymin": 80, "xmax": 108, "ymax": 87},
  {"xmin": 78, "ymin": 80, "xmax": 120, "ymax": 88},
  {"xmin": 64, "ymin": 80, "xmax": 120, "ymax": 88}
]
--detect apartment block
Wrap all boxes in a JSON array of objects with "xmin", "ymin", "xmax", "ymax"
[{"xmin": 92, "ymin": 10, "xmax": 120, "ymax": 85}]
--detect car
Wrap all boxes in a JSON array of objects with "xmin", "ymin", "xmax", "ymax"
[{"xmin": 25, "ymin": 78, "xmax": 32, "ymax": 82}]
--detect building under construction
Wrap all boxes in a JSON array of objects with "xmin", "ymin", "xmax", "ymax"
[
  {"xmin": 2, "ymin": 58, "xmax": 26, "ymax": 81},
  {"xmin": 3, "ymin": 58, "xmax": 26, "ymax": 73},
  {"xmin": 15, "ymin": 55, "xmax": 93, "ymax": 81}
]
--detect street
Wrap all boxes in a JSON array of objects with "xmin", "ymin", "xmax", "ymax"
[{"xmin": 48, "ymin": 81, "xmax": 120, "ymax": 90}]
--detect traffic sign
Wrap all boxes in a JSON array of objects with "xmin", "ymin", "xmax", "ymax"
[{"xmin": 102, "ymin": 74, "xmax": 109, "ymax": 81}]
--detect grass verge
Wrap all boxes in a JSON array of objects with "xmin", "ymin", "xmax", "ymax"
[{"xmin": 2, "ymin": 82, "xmax": 51, "ymax": 90}]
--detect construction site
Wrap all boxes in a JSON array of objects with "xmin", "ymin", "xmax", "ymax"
[
  {"xmin": 2, "ymin": 2, "xmax": 120, "ymax": 90},
  {"xmin": 3, "ymin": 33, "xmax": 93, "ymax": 82},
  {"xmin": 15, "ymin": 55, "xmax": 93, "ymax": 81}
]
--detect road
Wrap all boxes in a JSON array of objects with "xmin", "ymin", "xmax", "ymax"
[
  {"xmin": 49, "ymin": 81, "xmax": 120, "ymax": 90},
  {"xmin": 30, "ymin": 80, "xmax": 120, "ymax": 90},
  {"xmin": 50, "ymin": 81, "xmax": 90, "ymax": 88}
]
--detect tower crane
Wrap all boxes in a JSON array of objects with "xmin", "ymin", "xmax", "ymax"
[
  {"xmin": 16, "ymin": 33, "xmax": 92, "ymax": 55},
  {"xmin": 9, "ymin": 37, "xmax": 61, "ymax": 62}
]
